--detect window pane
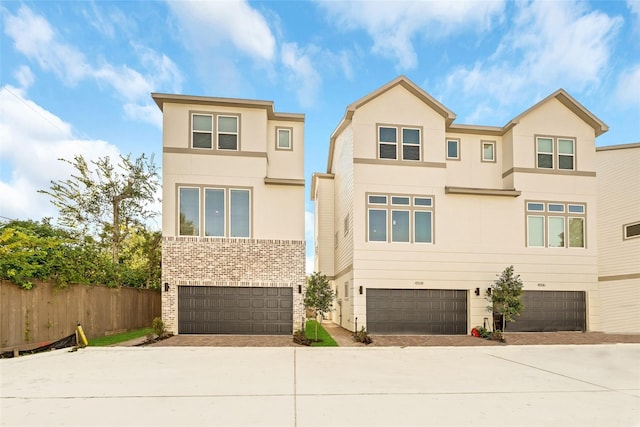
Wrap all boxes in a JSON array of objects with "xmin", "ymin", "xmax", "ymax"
[
  {"xmin": 368, "ymin": 209, "xmax": 386, "ymax": 242},
  {"xmin": 205, "ymin": 189, "xmax": 225, "ymax": 237},
  {"xmin": 625, "ymin": 223, "xmax": 640, "ymax": 238},
  {"xmin": 392, "ymin": 211, "xmax": 410, "ymax": 242},
  {"xmin": 379, "ymin": 127, "xmax": 396, "ymax": 143},
  {"xmin": 414, "ymin": 197, "xmax": 432, "ymax": 207},
  {"xmin": 483, "ymin": 143, "xmax": 494, "ymax": 161},
  {"xmin": 218, "ymin": 134, "xmax": 238, "ymax": 150},
  {"xmin": 414, "ymin": 211, "xmax": 432, "ymax": 243},
  {"xmin": 569, "ymin": 218, "xmax": 585, "ymax": 247},
  {"xmin": 559, "ymin": 155, "xmax": 574, "ymax": 170},
  {"xmin": 558, "ymin": 139, "xmax": 574, "ymax": 154},
  {"xmin": 403, "ymin": 145, "xmax": 420, "ymax": 160},
  {"xmin": 230, "ymin": 189, "xmax": 250, "ymax": 237},
  {"xmin": 179, "ymin": 188, "xmax": 199, "ymax": 236},
  {"xmin": 277, "ymin": 129, "xmax": 290, "ymax": 148},
  {"xmin": 379, "ymin": 143, "xmax": 397, "ymax": 159},
  {"xmin": 218, "ymin": 116, "xmax": 237, "ymax": 133},
  {"xmin": 527, "ymin": 202, "xmax": 544, "ymax": 211},
  {"xmin": 549, "ymin": 217, "xmax": 565, "ymax": 248},
  {"xmin": 402, "ymin": 128, "xmax": 420, "ymax": 144},
  {"xmin": 548, "ymin": 204, "xmax": 564, "ymax": 212},
  {"xmin": 193, "ymin": 114, "xmax": 212, "ymax": 131},
  {"xmin": 391, "ymin": 196, "xmax": 410, "ymax": 205},
  {"xmin": 193, "ymin": 132, "xmax": 212, "ymax": 149},
  {"xmin": 527, "ymin": 216, "xmax": 544, "ymax": 247},
  {"xmin": 537, "ymin": 138, "xmax": 553, "ymax": 153},
  {"xmin": 368, "ymin": 195, "xmax": 387, "ymax": 204},
  {"xmin": 568, "ymin": 204, "xmax": 584, "ymax": 214},
  {"xmin": 447, "ymin": 140, "xmax": 458, "ymax": 158},
  {"xmin": 537, "ymin": 153, "xmax": 553, "ymax": 168}
]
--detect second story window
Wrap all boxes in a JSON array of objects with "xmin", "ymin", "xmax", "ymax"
[
  {"xmin": 482, "ymin": 141, "xmax": 496, "ymax": 162},
  {"xmin": 526, "ymin": 201, "xmax": 585, "ymax": 248},
  {"xmin": 378, "ymin": 125, "xmax": 421, "ymax": 161},
  {"xmin": 536, "ymin": 136, "xmax": 575, "ymax": 170},
  {"xmin": 192, "ymin": 114, "xmax": 213, "ymax": 149},
  {"xmin": 218, "ymin": 116, "xmax": 238, "ymax": 150},
  {"xmin": 379, "ymin": 126, "xmax": 397, "ymax": 159}
]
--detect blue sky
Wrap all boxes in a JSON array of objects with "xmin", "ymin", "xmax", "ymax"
[{"xmin": 1, "ymin": 0, "xmax": 639, "ymax": 272}]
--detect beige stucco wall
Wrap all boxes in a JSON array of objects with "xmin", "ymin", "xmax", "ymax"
[{"xmin": 597, "ymin": 144, "xmax": 640, "ymax": 333}]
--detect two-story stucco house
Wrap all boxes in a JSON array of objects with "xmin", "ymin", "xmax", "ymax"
[
  {"xmin": 596, "ymin": 143, "xmax": 640, "ymax": 333},
  {"xmin": 152, "ymin": 93, "xmax": 305, "ymax": 335},
  {"xmin": 312, "ymin": 76, "xmax": 608, "ymax": 334}
]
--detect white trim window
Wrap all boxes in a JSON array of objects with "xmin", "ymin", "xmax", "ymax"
[
  {"xmin": 402, "ymin": 128, "xmax": 421, "ymax": 161},
  {"xmin": 624, "ymin": 221, "xmax": 640, "ymax": 240},
  {"xmin": 192, "ymin": 114, "xmax": 213, "ymax": 149},
  {"xmin": 526, "ymin": 201, "xmax": 586, "ymax": 248},
  {"xmin": 217, "ymin": 115, "xmax": 238, "ymax": 150},
  {"xmin": 277, "ymin": 128, "xmax": 291, "ymax": 150},
  {"xmin": 367, "ymin": 193, "xmax": 433, "ymax": 244},
  {"xmin": 179, "ymin": 187, "xmax": 200, "ymax": 236},
  {"xmin": 446, "ymin": 139, "xmax": 460, "ymax": 160},
  {"xmin": 536, "ymin": 137, "xmax": 576, "ymax": 170},
  {"xmin": 378, "ymin": 126, "xmax": 397, "ymax": 160},
  {"xmin": 482, "ymin": 141, "xmax": 495, "ymax": 162},
  {"xmin": 178, "ymin": 186, "xmax": 251, "ymax": 238}
]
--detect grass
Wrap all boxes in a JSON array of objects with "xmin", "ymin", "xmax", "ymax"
[
  {"xmin": 305, "ymin": 320, "xmax": 338, "ymax": 347},
  {"xmin": 88, "ymin": 327, "xmax": 153, "ymax": 347}
]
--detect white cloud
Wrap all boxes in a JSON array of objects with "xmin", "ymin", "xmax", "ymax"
[
  {"xmin": 281, "ymin": 43, "xmax": 322, "ymax": 108},
  {"xmin": 615, "ymin": 65, "xmax": 640, "ymax": 106},
  {"xmin": 13, "ymin": 65, "xmax": 34, "ymax": 90},
  {"xmin": 317, "ymin": 0, "xmax": 505, "ymax": 70},
  {"xmin": 167, "ymin": 0, "xmax": 275, "ymax": 61},
  {"xmin": 2, "ymin": 5, "xmax": 182, "ymax": 128},
  {"xmin": 0, "ymin": 86, "xmax": 121, "ymax": 221},
  {"xmin": 441, "ymin": 0, "xmax": 622, "ymax": 123}
]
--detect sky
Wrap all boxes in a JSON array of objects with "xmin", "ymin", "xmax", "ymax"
[{"xmin": 1, "ymin": 0, "xmax": 639, "ymax": 273}]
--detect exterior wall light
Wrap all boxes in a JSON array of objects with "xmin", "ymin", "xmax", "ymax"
[
  {"xmin": 164, "ymin": 282, "xmax": 170, "ymax": 292},
  {"xmin": 474, "ymin": 288, "xmax": 480, "ymax": 296},
  {"xmin": 359, "ymin": 286, "xmax": 363, "ymax": 295}
]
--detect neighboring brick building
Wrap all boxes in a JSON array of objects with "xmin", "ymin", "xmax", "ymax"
[{"xmin": 152, "ymin": 93, "xmax": 305, "ymax": 335}]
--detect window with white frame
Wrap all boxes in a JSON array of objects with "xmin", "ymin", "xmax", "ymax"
[
  {"xmin": 624, "ymin": 221, "xmax": 640, "ymax": 240},
  {"xmin": 378, "ymin": 125, "xmax": 421, "ymax": 161},
  {"xmin": 536, "ymin": 136, "xmax": 576, "ymax": 170},
  {"xmin": 344, "ymin": 281, "xmax": 349, "ymax": 299},
  {"xmin": 178, "ymin": 186, "xmax": 251, "ymax": 237},
  {"xmin": 217, "ymin": 116, "xmax": 238, "ymax": 150},
  {"xmin": 446, "ymin": 139, "xmax": 460, "ymax": 160},
  {"xmin": 192, "ymin": 114, "xmax": 213, "ymax": 149},
  {"xmin": 367, "ymin": 193, "xmax": 434, "ymax": 243},
  {"xmin": 482, "ymin": 141, "xmax": 495, "ymax": 162},
  {"xmin": 526, "ymin": 201, "xmax": 585, "ymax": 248},
  {"xmin": 276, "ymin": 128, "xmax": 291, "ymax": 150},
  {"xmin": 378, "ymin": 126, "xmax": 397, "ymax": 159}
]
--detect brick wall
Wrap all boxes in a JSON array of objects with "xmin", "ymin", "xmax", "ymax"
[{"xmin": 162, "ymin": 237, "xmax": 305, "ymax": 334}]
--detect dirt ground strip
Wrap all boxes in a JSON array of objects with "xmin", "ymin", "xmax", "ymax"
[{"xmin": 147, "ymin": 322, "xmax": 640, "ymax": 348}]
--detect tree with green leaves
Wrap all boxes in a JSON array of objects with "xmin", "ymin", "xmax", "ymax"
[
  {"xmin": 487, "ymin": 265, "xmax": 524, "ymax": 332},
  {"xmin": 39, "ymin": 153, "xmax": 159, "ymax": 265},
  {"xmin": 303, "ymin": 272, "xmax": 335, "ymax": 341}
]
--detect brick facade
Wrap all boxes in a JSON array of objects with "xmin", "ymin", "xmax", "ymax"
[{"xmin": 162, "ymin": 236, "xmax": 305, "ymax": 334}]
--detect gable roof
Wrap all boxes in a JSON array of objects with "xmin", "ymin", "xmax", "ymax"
[{"xmin": 325, "ymin": 77, "xmax": 608, "ymax": 172}]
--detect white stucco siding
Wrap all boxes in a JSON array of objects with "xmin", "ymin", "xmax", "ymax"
[{"xmin": 444, "ymin": 133, "xmax": 505, "ymax": 189}]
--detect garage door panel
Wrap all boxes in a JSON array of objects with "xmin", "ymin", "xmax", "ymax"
[
  {"xmin": 367, "ymin": 289, "xmax": 467, "ymax": 335},
  {"xmin": 178, "ymin": 286, "xmax": 293, "ymax": 335},
  {"xmin": 506, "ymin": 291, "xmax": 585, "ymax": 332}
]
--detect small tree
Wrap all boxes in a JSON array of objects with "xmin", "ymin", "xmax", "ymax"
[
  {"xmin": 487, "ymin": 265, "xmax": 524, "ymax": 332},
  {"xmin": 303, "ymin": 272, "xmax": 335, "ymax": 341}
]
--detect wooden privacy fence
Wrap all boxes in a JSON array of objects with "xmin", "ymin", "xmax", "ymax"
[{"xmin": 0, "ymin": 280, "xmax": 161, "ymax": 350}]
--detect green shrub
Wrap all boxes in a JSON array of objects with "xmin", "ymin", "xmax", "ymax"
[
  {"xmin": 152, "ymin": 317, "xmax": 167, "ymax": 338},
  {"xmin": 353, "ymin": 326, "xmax": 373, "ymax": 345}
]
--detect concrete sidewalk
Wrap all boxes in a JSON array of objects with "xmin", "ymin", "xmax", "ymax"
[{"xmin": 2, "ymin": 345, "xmax": 639, "ymax": 426}]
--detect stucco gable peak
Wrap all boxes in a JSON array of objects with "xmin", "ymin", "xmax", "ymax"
[{"xmin": 504, "ymin": 88, "xmax": 608, "ymax": 136}]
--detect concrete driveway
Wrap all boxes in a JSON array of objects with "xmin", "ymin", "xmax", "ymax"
[{"xmin": 1, "ymin": 345, "xmax": 639, "ymax": 426}]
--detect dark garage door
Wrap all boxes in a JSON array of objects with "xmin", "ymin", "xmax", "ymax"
[
  {"xmin": 505, "ymin": 290, "xmax": 586, "ymax": 332},
  {"xmin": 178, "ymin": 286, "xmax": 293, "ymax": 335},
  {"xmin": 367, "ymin": 289, "xmax": 467, "ymax": 335}
]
